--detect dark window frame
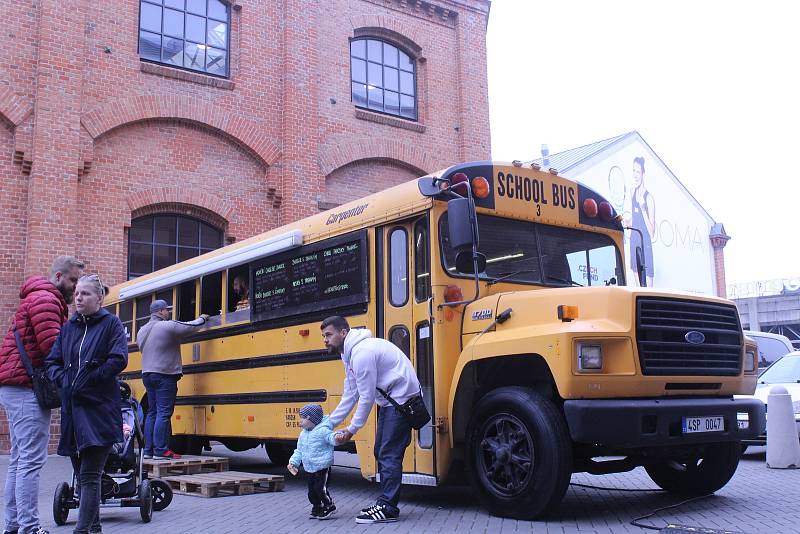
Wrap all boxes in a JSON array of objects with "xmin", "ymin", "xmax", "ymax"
[
  {"xmin": 350, "ymin": 37, "xmax": 417, "ymax": 121},
  {"xmin": 128, "ymin": 214, "xmax": 223, "ymax": 280},
  {"xmin": 138, "ymin": 0, "xmax": 231, "ymax": 78},
  {"xmin": 413, "ymin": 217, "xmax": 431, "ymax": 303}
]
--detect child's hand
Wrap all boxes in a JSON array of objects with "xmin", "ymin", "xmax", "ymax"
[{"xmin": 287, "ymin": 464, "xmax": 299, "ymax": 476}]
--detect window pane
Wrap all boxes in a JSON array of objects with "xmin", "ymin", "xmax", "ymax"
[
  {"xmin": 352, "ymin": 82, "xmax": 367, "ymax": 107},
  {"xmin": 139, "ymin": 31, "xmax": 161, "ymax": 61},
  {"xmin": 154, "ymin": 215, "xmax": 177, "ymax": 243},
  {"xmin": 416, "ymin": 322, "xmax": 434, "ymax": 448},
  {"xmin": 207, "ymin": 20, "xmax": 227, "ymax": 49},
  {"xmin": 206, "ymin": 47, "xmax": 226, "ymax": 76},
  {"xmin": 140, "ymin": 2, "xmax": 162, "ymax": 33},
  {"xmin": 389, "ymin": 326, "xmax": 410, "ymax": 357},
  {"xmin": 208, "ymin": 0, "xmax": 227, "ymax": 20},
  {"xmin": 186, "ymin": 0, "xmax": 205, "ymax": 15},
  {"xmin": 135, "ymin": 295, "xmax": 152, "ymax": 327},
  {"xmin": 164, "ymin": 0, "xmax": 184, "ymax": 8},
  {"xmin": 368, "ymin": 86, "xmax": 383, "ymax": 110},
  {"xmin": 186, "ymin": 14, "xmax": 206, "ymax": 43},
  {"xmin": 389, "ymin": 228, "xmax": 408, "ymax": 306},
  {"xmin": 201, "ymin": 223, "xmax": 221, "ymax": 248},
  {"xmin": 414, "ymin": 219, "xmax": 431, "ymax": 301},
  {"xmin": 367, "ymin": 40, "xmax": 382, "ymax": 61},
  {"xmin": 184, "ymin": 42, "xmax": 206, "ymax": 70},
  {"xmin": 178, "ymin": 218, "xmax": 199, "ymax": 246},
  {"xmin": 154, "ymin": 244, "xmax": 175, "ymax": 270},
  {"xmin": 385, "ymin": 91, "xmax": 399, "ymax": 116},
  {"xmin": 400, "ymin": 71, "xmax": 414, "ymax": 95},
  {"xmin": 351, "ymin": 58, "xmax": 366, "ymax": 84},
  {"xmin": 351, "ymin": 39, "xmax": 366, "ymax": 59},
  {"xmin": 163, "ymin": 8, "xmax": 184, "ymax": 38},
  {"xmin": 367, "ymin": 62, "xmax": 382, "ymax": 87},
  {"xmin": 162, "ymin": 37, "xmax": 184, "ymax": 65},
  {"xmin": 383, "ymin": 43, "xmax": 398, "ymax": 67},
  {"xmin": 129, "ymin": 216, "xmax": 152, "ymax": 242},
  {"xmin": 129, "ymin": 243, "xmax": 153, "ymax": 274},
  {"xmin": 400, "ymin": 94, "xmax": 415, "ymax": 119},
  {"xmin": 200, "ymin": 271, "xmax": 223, "ymax": 325},
  {"xmin": 156, "ymin": 288, "xmax": 173, "ymax": 308},
  {"xmin": 399, "ymin": 51, "xmax": 414, "ymax": 72},
  {"xmin": 177, "ymin": 280, "xmax": 196, "ymax": 321},
  {"xmin": 383, "ymin": 66, "xmax": 398, "ymax": 92},
  {"xmin": 119, "ymin": 300, "xmax": 133, "ymax": 324},
  {"xmin": 178, "ymin": 247, "xmax": 199, "ymax": 262}
]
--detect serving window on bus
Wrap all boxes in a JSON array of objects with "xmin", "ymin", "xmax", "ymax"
[
  {"xmin": 439, "ymin": 214, "xmax": 625, "ymax": 287},
  {"xmin": 226, "ymin": 264, "xmax": 250, "ymax": 324}
]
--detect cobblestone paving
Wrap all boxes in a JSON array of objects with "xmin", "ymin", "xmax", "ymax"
[{"xmin": 1, "ymin": 446, "xmax": 795, "ymax": 533}]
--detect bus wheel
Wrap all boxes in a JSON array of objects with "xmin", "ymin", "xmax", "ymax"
[
  {"xmin": 645, "ymin": 441, "xmax": 741, "ymax": 495},
  {"xmin": 466, "ymin": 387, "xmax": 572, "ymax": 520},
  {"xmin": 265, "ymin": 442, "xmax": 293, "ymax": 466},
  {"xmin": 169, "ymin": 435, "xmax": 204, "ymax": 456}
]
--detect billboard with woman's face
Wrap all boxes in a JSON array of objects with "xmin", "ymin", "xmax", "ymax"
[{"xmin": 567, "ymin": 138, "xmax": 716, "ymax": 294}]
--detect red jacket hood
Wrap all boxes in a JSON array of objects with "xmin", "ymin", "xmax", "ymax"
[{"xmin": 20, "ymin": 276, "xmax": 67, "ymax": 309}]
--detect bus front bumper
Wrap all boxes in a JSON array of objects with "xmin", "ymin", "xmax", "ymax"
[{"xmin": 563, "ymin": 397, "xmax": 766, "ymax": 448}]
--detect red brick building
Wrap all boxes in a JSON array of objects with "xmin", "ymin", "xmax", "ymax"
[{"xmin": 0, "ymin": 0, "xmax": 492, "ymax": 452}]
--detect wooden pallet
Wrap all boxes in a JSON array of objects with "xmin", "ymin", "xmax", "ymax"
[
  {"xmin": 142, "ymin": 455, "xmax": 230, "ymax": 478},
  {"xmin": 161, "ymin": 471, "xmax": 285, "ymax": 498}
]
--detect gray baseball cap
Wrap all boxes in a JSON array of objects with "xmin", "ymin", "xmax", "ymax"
[{"xmin": 150, "ymin": 300, "xmax": 173, "ymax": 314}]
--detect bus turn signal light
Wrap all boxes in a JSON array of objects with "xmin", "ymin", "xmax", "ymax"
[
  {"xmin": 558, "ymin": 305, "xmax": 579, "ymax": 322},
  {"xmin": 444, "ymin": 285, "xmax": 463, "ymax": 302},
  {"xmin": 598, "ymin": 201, "xmax": 614, "ymax": 222},
  {"xmin": 582, "ymin": 198, "xmax": 598, "ymax": 218},
  {"xmin": 472, "ymin": 177, "xmax": 490, "ymax": 199}
]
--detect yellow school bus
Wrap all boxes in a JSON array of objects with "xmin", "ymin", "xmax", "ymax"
[{"xmin": 106, "ymin": 161, "xmax": 764, "ymax": 519}]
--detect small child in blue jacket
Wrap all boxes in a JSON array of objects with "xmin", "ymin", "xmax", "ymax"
[{"xmin": 288, "ymin": 404, "xmax": 338, "ymax": 519}]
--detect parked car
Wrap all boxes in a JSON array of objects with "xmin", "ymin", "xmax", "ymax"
[
  {"xmin": 744, "ymin": 330, "xmax": 794, "ymax": 370},
  {"xmin": 737, "ymin": 351, "xmax": 800, "ymax": 448}
]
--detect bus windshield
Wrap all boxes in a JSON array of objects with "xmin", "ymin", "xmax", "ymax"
[{"xmin": 440, "ymin": 214, "xmax": 625, "ymax": 287}]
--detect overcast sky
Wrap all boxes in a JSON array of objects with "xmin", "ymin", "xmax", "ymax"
[{"xmin": 486, "ymin": 0, "xmax": 798, "ymax": 287}]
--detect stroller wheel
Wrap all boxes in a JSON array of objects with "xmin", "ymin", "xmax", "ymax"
[
  {"xmin": 150, "ymin": 479, "xmax": 173, "ymax": 511},
  {"xmin": 53, "ymin": 482, "xmax": 72, "ymax": 526},
  {"xmin": 139, "ymin": 479, "xmax": 153, "ymax": 523}
]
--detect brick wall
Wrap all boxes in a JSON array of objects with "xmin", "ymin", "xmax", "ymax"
[{"xmin": 0, "ymin": 0, "xmax": 492, "ymax": 453}]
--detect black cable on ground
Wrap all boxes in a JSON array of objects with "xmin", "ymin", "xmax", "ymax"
[{"xmin": 629, "ymin": 494, "xmax": 714, "ymax": 531}]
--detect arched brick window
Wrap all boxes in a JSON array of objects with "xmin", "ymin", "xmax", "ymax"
[
  {"xmin": 350, "ymin": 38, "xmax": 417, "ymax": 120},
  {"xmin": 128, "ymin": 214, "xmax": 223, "ymax": 279},
  {"xmin": 138, "ymin": 0, "xmax": 231, "ymax": 77}
]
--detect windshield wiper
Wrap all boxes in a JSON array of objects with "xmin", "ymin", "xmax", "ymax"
[
  {"xmin": 487, "ymin": 270, "xmax": 540, "ymax": 286},
  {"xmin": 545, "ymin": 275, "xmax": 583, "ymax": 287}
]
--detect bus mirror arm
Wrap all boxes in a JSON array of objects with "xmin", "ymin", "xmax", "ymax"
[{"xmin": 440, "ymin": 184, "xmax": 484, "ymax": 309}]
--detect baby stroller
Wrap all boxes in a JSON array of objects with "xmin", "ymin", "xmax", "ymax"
[{"xmin": 53, "ymin": 381, "xmax": 174, "ymax": 525}]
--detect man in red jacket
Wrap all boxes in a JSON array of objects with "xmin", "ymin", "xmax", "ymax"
[{"xmin": 0, "ymin": 256, "xmax": 84, "ymax": 534}]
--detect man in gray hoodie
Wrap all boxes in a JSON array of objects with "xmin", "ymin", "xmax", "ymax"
[
  {"xmin": 137, "ymin": 300, "xmax": 207, "ymax": 460},
  {"xmin": 322, "ymin": 316, "xmax": 420, "ymax": 524}
]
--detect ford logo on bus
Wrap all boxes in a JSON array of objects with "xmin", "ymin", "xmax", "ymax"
[{"xmin": 685, "ymin": 331, "xmax": 706, "ymax": 344}]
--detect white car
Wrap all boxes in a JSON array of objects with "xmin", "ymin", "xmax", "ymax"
[
  {"xmin": 744, "ymin": 330, "xmax": 794, "ymax": 370},
  {"xmin": 737, "ymin": 351, "xmax": 800, "ymax": 447}
]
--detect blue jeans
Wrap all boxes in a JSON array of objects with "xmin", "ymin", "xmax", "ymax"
[
  {"xmin": 0, "ymin": 385, "xmax": 51, "ymax": 534},
  {"xmin": 142, "ymin": 373, "xmax": 179, "ymax": 455},
  {"xmin": 374, "ymin": 405, "xmax": 411, "ymax": 514}
]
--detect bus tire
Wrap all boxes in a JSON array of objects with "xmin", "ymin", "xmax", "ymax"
[
  {"xmin": 265, "ymin": 442, "xmax": 293, "ymax": 466},
  {"xmin": 169, "ymin": 435, "xmax": 204, "ymax": 456},
  {"xmin": 466, "ymin": 387, "xmax": 572, "ymax": 519},
  {"xmin": 645, "ymin": 441, "xmax": 741, "ymax": 495}
]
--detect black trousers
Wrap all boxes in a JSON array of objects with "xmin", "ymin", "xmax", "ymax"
[
  {"xmin": 70, "ymin": 445, "xmax": 112, "ymax": 534},
  {"xmin": 307, "ymin": 467, "xmax": 333, "ymax": 508}
]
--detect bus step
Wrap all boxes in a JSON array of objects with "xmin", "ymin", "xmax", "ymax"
[
  {"xmin": 142, "ymin": 455, "xmax": 230, "ymax": 478},
  {"xmin": 161, "ymin": 471, "xmax": 285, "ymax": 498}
]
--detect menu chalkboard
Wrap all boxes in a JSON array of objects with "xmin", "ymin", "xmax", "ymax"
[{"xmin": 250, "ymin": 231, "xmax": 368, "ymax": 322}]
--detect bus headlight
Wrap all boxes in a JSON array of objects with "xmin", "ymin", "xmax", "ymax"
[
  {"xmin": 578, "ymin": 343, "xmax": 603, "ymax": 371},
  {"xmin": 744, "ymin": 350, "xmax": 756, "ymax": 373}
]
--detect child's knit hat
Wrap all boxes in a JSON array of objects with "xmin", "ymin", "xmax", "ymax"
[{"xmin": 299, "ymin": 404, "xmax": 323, "ymax": 426}]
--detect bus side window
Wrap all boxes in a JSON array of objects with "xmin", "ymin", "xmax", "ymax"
[
  {"xmin": 177, "ymin": 280, "xmax": 197, "ymax": 322},
  {"xmin": 414, "ymin": 218, "xmax": 431, "ymax": 302},
  {"xmin": 226, "ymin": 264, "xmax": 250, "ymax": 324},
  {"xmin": 388, "ymin": 325, "xmax": 410, "ymax": 358},
  {"xmin": 103, "ymin": 303, "xmax": 117, "ymax": 316},
  {"xmin": 201, "ymin": 271, "xmax": 223, "ymax": 327},
  {"xmin": 135, "ymin": 294, "xmax": 153, "ymax": 339},
  {"xmin": 119, "ymin": 300, "xmax": 133, "ymax": 343},
  {"xmin": 416, "ymin": 321, "xmax": 433, "ymax": 448}
]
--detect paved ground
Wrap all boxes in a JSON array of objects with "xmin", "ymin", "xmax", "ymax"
[{"xmin": 1, "ymin": 446, "xmax": 797, "ymax": 533}]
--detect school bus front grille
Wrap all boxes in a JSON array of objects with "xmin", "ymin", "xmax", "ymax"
[{"xmin": 636, "ymin": 297, "xmax": 742, "ymax": 376}]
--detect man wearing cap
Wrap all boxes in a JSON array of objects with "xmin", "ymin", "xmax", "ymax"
[{"xmin": 137, "ymin": 300, "xmax": 208, "ymax": 459}]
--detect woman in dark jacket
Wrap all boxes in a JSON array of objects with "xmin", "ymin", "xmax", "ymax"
[{"xmin": 46, "ymin": 274, "xmax": 128, "ymax": 534}]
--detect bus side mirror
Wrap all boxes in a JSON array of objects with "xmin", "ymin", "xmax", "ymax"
[
  {"xmin": 455, "ymin": 251, "xmax": 487, "ymax": 274},
  {"xmin": 447, "ymin": 197, "xmax": 478, "ymax": 251},
  {"xmin": 635, "ymin": 247, "xmax": 646, "ymax": 287}
]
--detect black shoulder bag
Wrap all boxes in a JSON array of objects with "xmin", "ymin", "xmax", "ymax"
[
  {"xmin": 376, "ymin": 387, "xmax": 431, "ymax": 430},
  {"xmin": 13, "ymin": 324, "xmax": 61, "ymax": 409}
]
